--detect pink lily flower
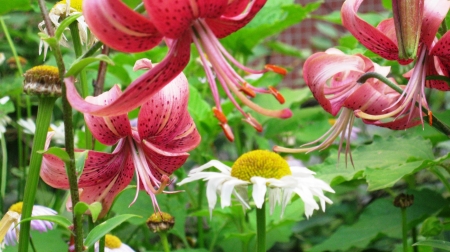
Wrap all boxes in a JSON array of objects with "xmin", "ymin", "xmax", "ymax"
[
  {"xmin": 41, "ymin": 68, "xmax": 201, "ymax": 217},
  {"xmin": 341, "ymin": 0, "xmax": 450, "ymax": 126},
  {"xmin": 341, "ymin": 0, "xmax": 449, "ymax": 65},
  {"xmin": 273, "ymin": 49, "xmax": 397, "ymax": 163},
  {"xmin": 274, "ymin": 49, "xmax": 421, "ymax": 164},
  {"xmin": 70, "ymin": 0, "xmax": 292, "ymax": 141}
]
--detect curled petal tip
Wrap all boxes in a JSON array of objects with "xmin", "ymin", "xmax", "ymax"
[
  {"xmin": 244, "ymin": 114, "xmax": 263, "ymax": 132},
  {"xmin": 265, "ymin": 64, "xmax": 287, "ymax": 76},
  {"xmin": 240, "ymin": 82, "xmax": 256, "ymax": 98},
  {"xmin": 280, "ymin": 109, "xmax": 293, "ymax": 119},
  {"xmin": 133, "ymin": 58, "xmax": 153, "ymax": 71},
  {"xmin": 268, "ymin": 86, "xmax": 285, "ymax": 104},
  {"xmin": 220, "ymin": 123, "xmax": 235, "ymax": 142},
  {"xmin": 212, "ymin": 107, "xmax": 228, "ymax": 124}
]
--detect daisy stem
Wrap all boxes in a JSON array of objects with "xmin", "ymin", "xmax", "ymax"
[
  {"xmin": 159, "ymin": 231, "xmax": 170, "ymax": 252},
  {"xmin": 0, "ymin": 131, "xmax": 6, "ymax": 211},
  {"xmin": 18, "ymin": 97, "xmax": 56, "ymax": 252},
  {"xmin": 256, "ymin": 202, "xmax": 266, "ymax": 252},
  {"xmin": 69, "ymin": 22, "xmax": 93, "ymax": 150},
  {"xmin": 401, "ymin": 207, "xmax": 408, "ymax": 252},
  {"xmin": 357, "ymin": 72, "xmax": 450, "ymax": 137}
]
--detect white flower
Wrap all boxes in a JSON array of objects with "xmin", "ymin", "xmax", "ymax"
[
  {"xmin": 4, "ymin": 202, "xmax": 57, "ymax": 246},
  {"xmin": 18, "ymin": 119, "xmax": 66, "ymax": 145},
  {"xmin": 38, "ymin": 0, "xmax": 94, "ymax": 59},
  {"xmin": 0, "ymin": 53, "xmax": 5, "ymax": 65},
  {"xmin": 0, "ymin": 97, "xmax": 11, "ymax": 135},
  {"xmin": 178, "ymin": 150, "xmax": 334, "ymax": 218},
  {"xmin": 95, "ymin": 234, "xmax": 134, "ymax": 252}
]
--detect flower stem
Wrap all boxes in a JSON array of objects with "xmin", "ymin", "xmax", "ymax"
[
  {"xmin": 256, "ymin": 202, "xmax": 266, "ymax": 252},
  {"xmin": 18, "ymin": 97, "xmax": 57, "ymax": 252},
  {"xmin": 401, "ymin": 207, "xmax": 408, "ymax": 252},
  {"xmin": 357, "ymin": 72, "xmax": 450, "ymax": 137},
  {"xmin": 69, "ymin": 22, "xmax": 93, "ymax": 150},
  {"xmin": 430, "ymin": 167, "xmax": 450, "ymax": 193},
  {"xmin": 159, "ymin": 232, "xmax": 170, "ymax": 252},
  {"xmin": 197, "ymin": 180, "xmax": 205, "ymax": 248},
  {"xmin": 0, "ymin": 131, "xmax": 7, "ymax": 211}
]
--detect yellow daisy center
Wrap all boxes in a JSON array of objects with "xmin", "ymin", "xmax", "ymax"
[
  {"xmin": 105, "ymin": 234, "xmax": 122, "ymax": 249},
  {"xmin": 230, "ymin": 150, "xmax": 292, "ymax": 182},
  {"xmin": 58, "ymin": 0, "xmax": 83, "ymax": 12},
  {"xmin": 9, "ymin": 202, "xmax": 23, "ymax": 214},
  {"xmin": 23, "ymin": 65, "xmax": 61, "ymax": 97}
]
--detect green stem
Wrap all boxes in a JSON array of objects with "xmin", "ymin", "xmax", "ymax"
[
  {"xmin": 401, "ymin": 207, "xmax": 408, "ymax": 252},
  {"xmin": 0, "ymin": 131, "xmax": 7, "ymax": 212},
  {"xmin": 18, "ymin": 97, "xmax": 57, "ymax": 252},
  {"xmin": 197, "ymin": 180, "xmax": 205, "ymax": 248},
  {"xmin": 430, "ymin": 167, "xmax": 450, "ymax": 193},
  {"xmin": 256, "ymin": 203, "xmax": 266, "ymax": 252},
  {"xmin": 357, "ymin": 72, "xmax": 450, "ymax": 137},
  {"xmin": 0, "ymin": 17, "xmax": 24, "ymax": 75},
  {"xmin": 69, "ymin": 22, "xmax": 92, "ymax": 150},
  {"xmin": 159, "ymin": 232, "xmax": 170, "ymax": 252}
]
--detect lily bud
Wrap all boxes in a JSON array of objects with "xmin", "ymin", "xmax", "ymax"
[
  {"xmin": 23, "ymin": 65, "xmax": 61, "ymax": 97},
  {"xmin": 392, "ymin": 0, "xmax": 424, "ymax": 61}
]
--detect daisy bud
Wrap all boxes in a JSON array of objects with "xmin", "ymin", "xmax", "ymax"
[
  {"xmin": 6, "ymin": 56, "xmax": 27, "ymax": 69},
  {"xmin": 146, "ymin": 212, "xmax": 175, "ymax": 233},
  {"xmin": 392, "ymin": 0, "xmax": 424, "ymax": 60},
  {"xmin": 23, "ymin": 65, "xmax": 61, "ymax": 97},
  {"xmin": 393, "ymin": 193, "xmax": 414, "ymax": 208}
]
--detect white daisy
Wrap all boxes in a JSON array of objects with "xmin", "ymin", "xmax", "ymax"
[
  {"xmin": 38, "ymin": 0, "xmax": 94, "ymax": 59},
  {"xmin": 0, "ymin": 53, "xmax": 5, "ymax": 65},
  {"xmin": 3, "ymin": 202, "xmax": 57, "ymax": 246},
  {"xmin": 0, "ymin": 97, "xmax": 11, "ymax": 135},
  {"xmin": 95, "ymin": 234, "xmax": 134, "ymax": 252},
  {"xmin": 178, "ymin": 150, "xmax": 334, "ymax": 218},
  {"xmin": 18, "ymin": 118, "xmax": 66, "ymax": 145}
]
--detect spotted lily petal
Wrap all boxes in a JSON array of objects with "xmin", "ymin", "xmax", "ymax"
[
  {"xmin": 66, "ymin": 33, "xmax": 191, "ymax": 117},
  {"xmin": 83, "ymin": 0, "xmax": 163, "ymax": 53},
  {"xmin": 41, "ymin": 141, "xmax": 134, "ymax": 217},
  {"xmin": 84, "ymin": 85, "xmax": 131, "ymax": 145}
]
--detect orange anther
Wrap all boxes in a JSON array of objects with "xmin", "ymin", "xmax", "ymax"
[
  {"xmin": 212, "ymin": 107, "xmax": 228, "ymax": 124},
  {"xmin": 428, "ymin": 110, "xmax": 433, "ymax": 126},
  {"xmin": 219, "ymin": 123, "xmax": 235, "ymax": 142},
  {"xmin": 243, "ymin": 114, "xmax": 263, "ymax": 132},
  {"xmin": 239, "ymin": 82, "xmax": 256, "ymax": 98},
  {"xmin": 268, "ymin": 86, "xmax": 285, "ymax": 104},
  {"xmin": 265, "ymin": 64, "xmax": 287, "ymax": 76}
]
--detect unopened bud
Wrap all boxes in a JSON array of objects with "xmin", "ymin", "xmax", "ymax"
[
  {"xmin": 392, "ymin": 0, "xmax": 423, "ymax": 62},
  {"xmin": 393, "ymin": 193, "xmax": 414, "ymax": 208},
  {"xmin": 147, "ymin": 212, "xmax": 175, "ymax": 233}
]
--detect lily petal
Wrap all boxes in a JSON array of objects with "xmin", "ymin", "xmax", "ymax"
[
  {"xmin": 84, "ymin": 85, "xmax": 131, "ymax": 145},
  {"xmin": 66, "ymin": 32, "xmax": 192, "ymax": 117},
  {"xmin": 421, "ymin": 0, "xmax": 450, "ymax": 49},
  {"xmin": 341, "ymin": 0, "xmax": 402, "ymax": 63},
  {"xmin": 138, "ymin": 72, "xmax": 201, "ymax": 152},
  {"xmin": 41, "ymin": 141, "xmax": 135, "ymax": 217},
  {"xmin": 145, "ymin": 0, "xmax": 228, "ymax": 38},
  {"xmin": 83, "ymin": 0, "xmax": 163, "ymax": 52}
]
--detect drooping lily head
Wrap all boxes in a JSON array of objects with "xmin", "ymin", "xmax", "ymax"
[
  {"xmin": 42, "ymin": 68, "xmax": 201, "ymax": 217},
  {"xmin": 77, "ymin": 0, "xmax": 291, "ymax": 141}
]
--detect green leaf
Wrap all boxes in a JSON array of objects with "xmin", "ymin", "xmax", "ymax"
[
  {"xmin": 0, "ymin": 0, "xmax": 31, "ymax": 15},
  {"xmin": 19, "ymin": 215, "xmax": 72, "ymax": 230},
  {"xmin": 39, "ymin": 147, "xmax": 70, "ymax": 162},
  {"xmin": 74, "ymin": 150, "xmax": 88, "ymax": 179},
  {"xmin": 84, "ymin": 214, "xmax": 141, "ymax": 248},
  {"xmin": 310, "ymin": 189, "xmax": 446, "ymax": 251},
  {"xmin": 414, "ymin": 240, "xmax": 450, "ymax": 251},
  {"xmin": 54, "ymin": 13, "xmax": 82, "ymax": 42},
  {"xmin": 66, "ymin": 55, "xmax": 115, "ymax": 77},
  {"xmin": 266, "ymin": 41, "xmax": 305, "ymax": 58},
  {"xmin": 313, "ymin": 135, "xmax": 436, "ymax": 190},
  {"xmin": 73, "ymin": 202, "xmax": 102, "ymax": 222}
]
